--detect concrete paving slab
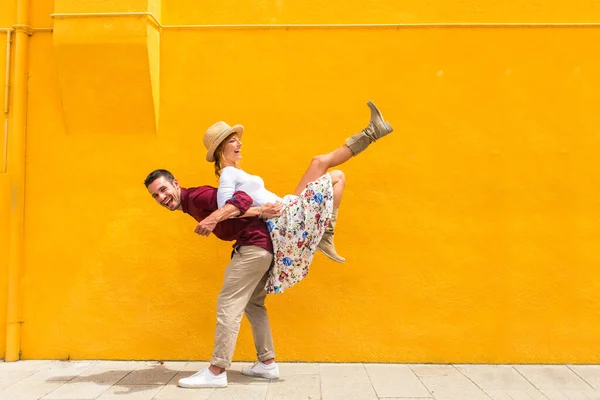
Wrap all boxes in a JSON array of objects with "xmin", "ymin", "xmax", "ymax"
[
  {"xmin": 265, "ymin": 374, "xmax": 320, "ymax": 400},
  {"xmin": 364, "ymin": 363, "xmax": 431, "ymax": 398},
  {"xmin": 515, "ymin": 365, "xmax": 592, "ymax": 390},
  {"xmin": 320, "ymin": 363, "xmax": 378, "ymax": 400}
]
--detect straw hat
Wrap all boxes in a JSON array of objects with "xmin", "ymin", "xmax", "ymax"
[{"xmin": 203, "ymin": 121, "xmax": 244, "ymax": 162}]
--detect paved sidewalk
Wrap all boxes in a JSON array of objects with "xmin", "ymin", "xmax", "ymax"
[{"xmin": 1, "ymin": 360, "xmax": 599, "ymax": 400}]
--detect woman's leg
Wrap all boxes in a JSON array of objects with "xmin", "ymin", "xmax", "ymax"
[
  {"xmin": 329, "ymin": 169, "xmax": 346, "ymax": 209},
  {"xmin": 293, "ymin": 146, "xmax": 353, "ymax": 196},
  {"xmin": 292, "ymin": 101, "xmax": 392, "ymax": 196},
  {"xmin": 293, "ymin": 102, "xmax": 393, "ymax": 263},
  {"xmin": 316, "ymin": 170, "xmax": 346, "ymax": 263}
]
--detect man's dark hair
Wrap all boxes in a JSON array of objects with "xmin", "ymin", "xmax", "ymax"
[{"xmin": 144, "ymin": 169, "xmax": 175, "ymax": 188}]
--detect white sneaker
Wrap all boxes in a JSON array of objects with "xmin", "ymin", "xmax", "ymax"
[
  {"xmin": 241, "ymin": 362, "xmax": 280, "ymax": 379},
  {"xmin": 178, "ymin": 368, "xmax": 228, "ymax": 388}
]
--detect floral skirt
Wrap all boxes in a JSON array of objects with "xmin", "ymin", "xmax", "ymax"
[{"xmin": 264, "ymin": 173, "xmax": 334, "ymax": 294}]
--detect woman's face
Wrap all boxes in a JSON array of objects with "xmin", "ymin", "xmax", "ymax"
[{"xmin": 220, "ymin": 134, "xmax": 243, "ymax": 166}]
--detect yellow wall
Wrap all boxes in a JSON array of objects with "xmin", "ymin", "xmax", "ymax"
[
  {"xmin": 1, "ymin": 0, "xmax": 600, "ymax": 362},
  {"xmin": 0, "ymin": 0, "xmax": 17, "ymax": 359},
  {"xmin": 163, "ymin": 0, "xmax": 600, "ymax": 24}
]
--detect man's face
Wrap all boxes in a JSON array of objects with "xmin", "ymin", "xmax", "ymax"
[{"xmin": 147, "ymin": 176, "xmax": 182, "ymax": 211}]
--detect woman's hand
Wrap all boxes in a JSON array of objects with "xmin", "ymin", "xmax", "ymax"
[{"xmin": 260, "ymin": 202, "xmax": 283, "ymax": 219}]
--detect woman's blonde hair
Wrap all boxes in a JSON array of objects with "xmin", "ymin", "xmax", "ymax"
[{"xmin": 213, "ymin": 133, "xmax": 238, "ymax": 178}]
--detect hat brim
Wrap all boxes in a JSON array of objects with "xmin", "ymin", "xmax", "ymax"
[{"xmin": 205, "ymin": 125, "xmax": 244, "ymax": 162}]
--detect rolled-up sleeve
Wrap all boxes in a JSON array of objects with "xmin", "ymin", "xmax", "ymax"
[{"xmin": 225, "ymin": 190, "xmax": 253, "ymax": 215}]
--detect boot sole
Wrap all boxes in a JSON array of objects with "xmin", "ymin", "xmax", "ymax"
[
  {"xmin": 317, "ymin": 247, "xmax": 346, "ymax": 263},
  {"xmin": 384, "ymin": 121, "xmax": 393, "ymax": 133}
]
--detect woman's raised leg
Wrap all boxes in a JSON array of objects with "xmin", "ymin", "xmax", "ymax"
[
  {"xmin": 292, "ymin": 101, "xmax": 393, "ymax": 263},
  {"xmin": 292, "ymin": 101, "xmax": 393, "ymax": 196},
  {"xmin": 292, "ymin": 146, "xmax": 352, "ymax": 196}
]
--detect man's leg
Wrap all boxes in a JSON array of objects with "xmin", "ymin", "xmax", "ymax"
[
  {"xmin": 211, "ymin": 246, "xmax": 273, "ymax": 369},
  {"xmin": 245, "ymin": 270, "xmax": 276, "ymax": 363},
  {"xmin": 242, "ymin": 271, "xmax": 280, "ymax": 379},
  {"xmin": 178, "ymin": 246, "xmax": 272, "ymax": 388}
]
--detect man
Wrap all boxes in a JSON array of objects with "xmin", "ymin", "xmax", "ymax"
[{"xmin": 145, "ymin": 169, "xmax": 282, "ymax": 388}]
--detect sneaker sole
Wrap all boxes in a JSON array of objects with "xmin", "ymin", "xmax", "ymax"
[
  {"xmin": 241, "ymin": 370, "xmax": 280, "ymax": 380},
  {"xmin": 178, "ymin": 382, "xmax": 228, "ymax": 388}
]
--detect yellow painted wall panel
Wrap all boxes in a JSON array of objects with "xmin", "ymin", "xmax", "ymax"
[
  {"xmin": 53, "ymin": 17, "xmax": 159, "ymax": 135},
  {"xmin": 163, "ymin": 0, "xmax": 600, "ymax": 24},
  {"xmin": 0, "ymin": 0, "xmax": 16, "ymax": 27},
  {"xmin": 147, "ymin": 24, "xmax": 160, "ymax": 127},
  {"xmin": 18, "ymin": 26, "xmax": 600, "ymax": 363},
  {"xmin": 54, "ymin": 0, "xmax": 151, "ymax": 14},
  {"xmin": 31, "ymin": 0, "xmax": 161, "ymax": 30},
  {"xmin": 30, "ymin": 0, "xmax": 52, "ymax": 30}
]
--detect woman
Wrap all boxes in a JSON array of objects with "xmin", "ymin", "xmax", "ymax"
[{"xmin": 203, "ymin": 101, "xmax": 393, "ymax": 294}]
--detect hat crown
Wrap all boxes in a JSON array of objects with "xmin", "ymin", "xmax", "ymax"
[
  {"xmin": 202, "ymin": 121, "xmax": 244, "ymax": 162},
  {"xmin": 203, "ymin": 121, "xmax": 231, "ymax": 151}
]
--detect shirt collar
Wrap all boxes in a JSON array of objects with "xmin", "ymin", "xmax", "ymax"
[{"xmin": 180, "ymin": 187, "xmax": 189, "ymax": 214}]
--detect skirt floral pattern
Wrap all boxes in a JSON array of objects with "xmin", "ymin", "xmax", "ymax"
[{"xmin": 264, "ymin": 173, "xmax": 334, "ymax": 294}]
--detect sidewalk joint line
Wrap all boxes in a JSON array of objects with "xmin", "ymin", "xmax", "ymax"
[
  {"xmin": 565, "ymin": 365, "xmax": 596, "ymax": 391},
  {"xmin": 452, "ymin": 364, "xmax": 494, "ymax": 399},
  {"xmin": 511, "ymin": 365, "xmax": 551, "ymax": 400}
]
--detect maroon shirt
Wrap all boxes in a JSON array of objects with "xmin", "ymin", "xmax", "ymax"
[{"xmin": 180, "ymin": 186, "xmax": 273, "ymax": 253}]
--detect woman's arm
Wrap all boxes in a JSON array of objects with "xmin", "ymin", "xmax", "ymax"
[
  {"xmin": 238, "ymin": 206, "xmax": 261, "ymax": 218},
  {"xmin": 217, "ymin": 167, "xmax": 282, "ymax": 218},
  {"xmin": 237, "ymin": 202, "xmax": 283, "ymax": 219},
  {"xmin": 194, "ymin": 203, "xmax": 242, "ymax": 236},
  {"xmin": 194, "ymin": 190, "xmax": 255, "ymax": 236},
  {"xmin": 217, "ymin": 167, "xmax": 237, "ymax": 208}
]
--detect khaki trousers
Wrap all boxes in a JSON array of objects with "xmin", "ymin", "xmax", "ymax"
[{"xmin": 210, "ymin": 245, "xmax": 276, "ymax": 368}]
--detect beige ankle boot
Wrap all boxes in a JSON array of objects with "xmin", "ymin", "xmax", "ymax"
[
  {"xmin": 317, "ymin": 208, "xmax": 345, "ymax": 263},
  {"xmin": 345, "ymin": 100, "xmax": 394, "ymax": 156}
]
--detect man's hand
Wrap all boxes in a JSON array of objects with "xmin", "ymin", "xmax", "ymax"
[
  {"xmin": 194, "ymin": 203, "xmax": 242, "ymax": 236},
  {"xmin": 260, "ymin": 202, "xmax": 283, "ymax": 219},
  {"xmin": 194, "ymin": 217, "xmax": 217, "ymax": 236}
]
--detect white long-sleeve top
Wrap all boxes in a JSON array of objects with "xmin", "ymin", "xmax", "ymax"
[{"xmin": 217, "ymin": 166, "xmax": 282, "ymax": 208}]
